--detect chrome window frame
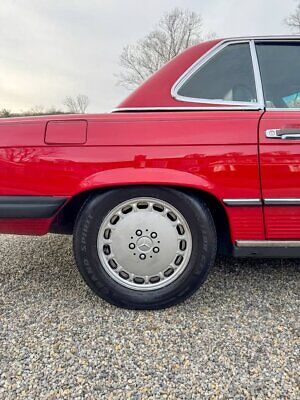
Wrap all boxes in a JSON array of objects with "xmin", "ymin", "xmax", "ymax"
[
  {"xmin": 111, "ymin": 106, "xmax": 262, "ymax": 112},
  {"xmin": 171, "ymin": 39, "xmax": 265, "ymax": 109}
]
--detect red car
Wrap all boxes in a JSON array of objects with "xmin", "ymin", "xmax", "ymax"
[{"xmin": 1, "ymin": 36, "xmax": 300, "ymax": 309}]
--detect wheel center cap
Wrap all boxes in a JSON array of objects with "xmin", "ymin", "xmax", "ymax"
[{"xmin": 136, "ymin": 236, "xmax": 153, "ymax": 253}]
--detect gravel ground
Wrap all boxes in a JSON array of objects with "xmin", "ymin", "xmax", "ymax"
[{"xmin": 0, "ymin": 234, "xmax": 299, "ymax": 399}]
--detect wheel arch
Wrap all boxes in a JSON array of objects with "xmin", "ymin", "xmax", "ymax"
[{"xmin": 51, "ymin": 183, "xmax": 232, "ymax": 255}]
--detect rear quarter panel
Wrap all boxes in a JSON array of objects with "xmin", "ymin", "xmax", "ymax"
[{"xmin": 0, "ymin": 111, "xmax": 264, "ymax": 240}]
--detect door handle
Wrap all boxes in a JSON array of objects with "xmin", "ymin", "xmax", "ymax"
[{"xmin": 266, "ymin": 129, "xmax": 300, "ymax": 140}]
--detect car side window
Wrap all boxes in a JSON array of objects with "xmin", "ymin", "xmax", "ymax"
[
  {"xmin": 256, "ymin": 42, "xmax": 300, "ymax": 108},
  {"xmin": 176, "ymin": 43, "xmax": 258, "ymax": 104}
]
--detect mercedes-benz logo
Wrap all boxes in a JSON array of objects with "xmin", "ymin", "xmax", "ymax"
[{"xmin": 136, "ymin": 236, "xmax": 153, "ymax": 253}]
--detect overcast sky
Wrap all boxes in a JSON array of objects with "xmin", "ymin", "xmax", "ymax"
[{"xmin": 0, "ymin": 0, "xmax": 298, "ymax": 113}]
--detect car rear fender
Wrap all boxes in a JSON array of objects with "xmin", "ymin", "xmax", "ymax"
[{"xmin": 76, "ymin": 167, "xmax": 215, "ymax": 194}]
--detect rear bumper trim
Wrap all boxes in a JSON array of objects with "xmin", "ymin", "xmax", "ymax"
[{"xmin": 0, "ymin": 196, "xmax": 67, "ymax": 218}]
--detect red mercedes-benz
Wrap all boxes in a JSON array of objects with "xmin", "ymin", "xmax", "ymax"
[{"xmin": 1, "ymin": 36, "xmax": 300, "ymax": 309}]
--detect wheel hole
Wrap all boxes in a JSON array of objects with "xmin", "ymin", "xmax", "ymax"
[
  {"xmin": 133, "ymin": 277, "xmax": 145, "ymax": 284},
  {"xmin": 153, "ymin": 204, "xmax": 164, "ymax": 212},
  {"xmin": 179, "ymin": 240, "xmax": 187, "ymax": 251},
  {"xmin": 176, "ymin": 224, "xmax": 185, "ymax": 235},
  {"xmin": 137, "ymin": 202, "xmax": 148, "ymax": 209},
  {"xmin": 103, "ymin": 245, "xmax": 111, "ymax": 256},
  {"xmin": 164, "ymin": 268, "xmax": 174, "ymax": 277},
  {"xmin": 121, "ymin": 205, "xmax": 133, "ymax": 214},
  {"xmin": 149, "ymin": 276, "xmax": 160, "ymax": 283},
  {"xmin": 104, "ymin": 228, "xmax": 111, "ymax": 240},
  {"xmin": 119, "ymin": 271, "xmax": 129, "ymax": 280},
  {"xmin": 167, "ymin": 212, "xmax": 177, "ymax": 222},
  {"xmin": 108, "ymin": 259, "xmax": 117, "ymax": 270},
  {"xmin": 175, "ymin": 255, "xmax": 183, "ymax": 266},
  {"xmin": 110, "ymin": 215, "xmax": 120, "ymax": 225}
]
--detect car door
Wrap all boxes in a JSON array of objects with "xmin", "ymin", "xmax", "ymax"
[{"xmin": 257, "ymin": 40, "xmax": 300, "ymax": 239}]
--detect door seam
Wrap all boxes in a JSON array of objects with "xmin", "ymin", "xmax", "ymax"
[{"xmin": 257, "ymin": 109, "xmax": 267, "ymax": 239}]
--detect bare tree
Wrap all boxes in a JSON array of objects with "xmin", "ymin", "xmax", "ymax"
[
  {"xmin": 0, "ymin": 105, "xmax": 68, "ymax": 118},
  {"xmin": 63, "ymin": 94, "xmax": 90, "ymax": 113},
  {"xmin": 0, "ymin": 108, "xmax": 12, "ymax": 118},
  {"xmin": 118, "ymin": 8, "xmax": 215, "ymax": 90},
  {"xmin": 285, "ymin": 2, "xmax": 300, "ymax": 32}
]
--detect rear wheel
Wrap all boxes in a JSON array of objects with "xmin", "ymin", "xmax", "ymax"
[{"xmin": 73, "ymin": 187, "xmax": 217, "ymax": 309}]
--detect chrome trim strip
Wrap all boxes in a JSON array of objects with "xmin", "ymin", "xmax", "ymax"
[
  {"xmin": 236, "ymin": 240, "xmax": 300, "ymax": 248},
  {"xmin": 264, "ymin": 198, "xmax": 300, "ymax": 205},
  {"xmin": 266, "ymin": 108, "xmax": 300, "ymax": 111},
  {"xmin": 224, "ymin": 198, "xmax": 300, "ymax": 206},
  {"xmin": 226, "ymin": 35, "xmax": 300, "ymax": 41},
  {"xmin": 111, "ymin": 106, "xmax": 261, "ymax": 113},
  {"xmin": 249, "ymin": 40, "xmax": 265, "ymax": 107},
  {"xmin": 223, "ymin": 199, "xmax": 262, "ymax": 206},
  {"xmin": 171, "ymin": 39, "xmax": 265, "ymax": 109}
]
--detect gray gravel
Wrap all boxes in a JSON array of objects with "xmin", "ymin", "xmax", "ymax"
[{"xmin": 0, "ymin": 234, "xmax": 299, "ymax": 399}]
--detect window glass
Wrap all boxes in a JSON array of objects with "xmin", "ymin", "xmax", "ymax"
[
  {"xmin": 256, "ymin": 42, "xmax": 300, "ymax": 108},
  {"xmin": 177, "ymin": 43, "xmax": 257, "ymax": 103}
]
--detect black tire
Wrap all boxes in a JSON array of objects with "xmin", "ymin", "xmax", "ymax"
[{"xmin": 73, "ymin": 186, "xmax": 217, "ymax": 310}]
